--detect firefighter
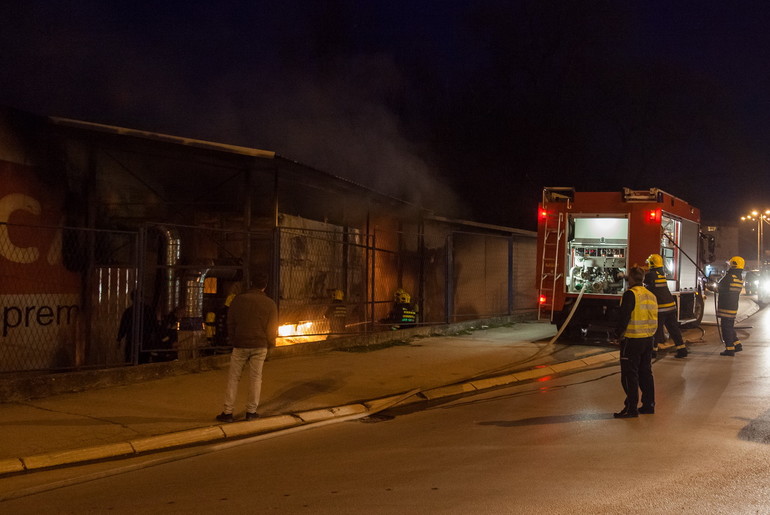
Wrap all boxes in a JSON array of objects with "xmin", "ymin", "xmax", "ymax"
[
  {"xmin": 717, "ymin": 256, "xmax": 745, "ymax": 356},
  {"xmin": 214, "ymin": 291, "xmax": 239, "ymax": 346},
  {"xmin": 613, "ymin": 266, "xmax": 658, "ymax": 418},
  {"xmin": 325, "ymin": 289, "xmax": 348, "ymax": 335},
  {"xmin": 644, "ymin": 254, "xmax": 688, "ymax": 358},
  {"xmin": 203, "ymin": 288, "xmax": 240, "ymax": 348},
  {"xmin": 382, "ymin": 288, "xmax": 417, "ymax": 329}
]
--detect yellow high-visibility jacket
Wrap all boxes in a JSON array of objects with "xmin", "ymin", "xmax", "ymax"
[{"xmin": 620, "ymin": 285, "xmax": 658, "ymax": 338}]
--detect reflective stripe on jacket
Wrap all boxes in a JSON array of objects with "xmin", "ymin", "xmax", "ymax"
[
  {"xmin": 644, "ymin": 268, "xmax": 676, "ymax": 313},
  {"xmin": 717, "ymin": 269, "xmax": 743, "ymax": 318},
  {"xmin": 624, "ymin": 285, "xmax": 658, "ymax": 338}
]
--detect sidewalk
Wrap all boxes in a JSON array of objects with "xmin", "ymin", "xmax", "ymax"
[
  {"xmin": 701, "ymin": 291, "xmax": 760, "ymax": 325},
  {"xmin": 0, "ymin": 320, "xmax": 625, "ymax": 476},
  {"xmin": 0, "ymin": 294, "xmax": 759, "ymax": 477}
]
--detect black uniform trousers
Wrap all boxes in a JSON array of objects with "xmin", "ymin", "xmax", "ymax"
[
  {"xmin": 719, "ymin": 316, "xmax": 737, "ymax": 348},
  {"xmin": 619, "ymin": 336, "xmax": 655, "ymax": 412},
  {"xmin": 654, "ymin": 310, "xmax": 684, "ymax": 348}
]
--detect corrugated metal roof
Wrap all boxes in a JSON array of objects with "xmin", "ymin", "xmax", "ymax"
[
  {"xmin": 49, "ymin": 117, "xmax": 276, "ymax": 159},
  {"xmin": 427, "ymin": 214, "xmax": 536, "ymax": 237},
  {"xmin": 49, "ymin": 116, "xmax": 423, "ymax": 212}
]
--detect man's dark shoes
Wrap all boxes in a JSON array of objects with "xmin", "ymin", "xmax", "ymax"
[
  {"xmin": 675, "ymin": 348, "xmax": 688, "ymax": 358},
  {"xmin": 720, "ymin": 350, "xmax": 735, "ymax": 356},
  {"xmin": 638, "ymin": 405, "xmax": 655, "ymax": 414},
  {"xmin": 613, "ymin": 409, "xmax": 638, "ymax": 419},
  {"xmin": 735, "ymin": 343, "xmax": 743, "ymax": 352},
  {"xmin": 245, "ymin": 412, "xmax": 260, "ymax": 421},
  {"xmin": 216, "ymin": 412, "xmax": 234, "ymax": 423}
]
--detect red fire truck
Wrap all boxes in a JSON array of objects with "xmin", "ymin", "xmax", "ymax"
[{"xmin": 537, "ymin": 187, "xmax": 714, "ymax": 337}]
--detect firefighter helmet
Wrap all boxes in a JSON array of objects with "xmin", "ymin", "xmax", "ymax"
[
  {"xmin": 728, "ymin": 256, "xmax": 745, "ymax": 269},
  {"xmin": 646, "ymin": 254, "xmax": 664, "ymax": 268},
  {"xmin": 394, "ymin": 288, "xmax": 411, "ymax": 304},
  {"xmin": 332, "ymin": 289, "xmax": 344, "ymax": 301}
]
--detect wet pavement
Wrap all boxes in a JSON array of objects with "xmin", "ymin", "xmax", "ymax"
[{"xmin": 0, "ymin": 293, "xmax": 758, "ymax": 477}]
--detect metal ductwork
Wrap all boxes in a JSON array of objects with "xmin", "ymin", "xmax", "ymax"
[
  {"xmin": 183, "ymin": 269, "xmax": 210, "ymax": 320},
  {"xmin": 155, "ymin": 225, "xmax": 181, "ymax": 316}
]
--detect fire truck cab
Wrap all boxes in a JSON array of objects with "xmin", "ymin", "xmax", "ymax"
[{"xmin": 537, "ymin": 187, "xmax": 713, "ymax": 337}]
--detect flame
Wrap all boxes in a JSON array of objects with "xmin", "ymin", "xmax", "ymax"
[
  {"xmin": 277, "ymin": 320, "xmax": 328, "ymax": 346},
  {"xmin": 278, "ymin": 324, "xmax": 295, "ymax": 337}
]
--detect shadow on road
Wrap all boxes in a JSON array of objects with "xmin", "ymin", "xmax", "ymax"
[{"xmin": 478, "ymin": 412, "xmax": 614, "ymax": 427}]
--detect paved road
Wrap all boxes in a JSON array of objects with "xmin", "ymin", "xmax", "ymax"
[{"xmin": 2, "ymin": 303, "xmax": 768, "ymax": 513}]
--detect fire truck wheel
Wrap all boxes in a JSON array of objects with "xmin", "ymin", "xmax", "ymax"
[{"xmin": 681, "ymin": 294, "xmax": 705, "ymax": 329}]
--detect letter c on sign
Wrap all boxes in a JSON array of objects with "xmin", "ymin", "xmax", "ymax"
[{"xmin": 0, "ymin": 193, "xmax": 41, "ymax": 264}]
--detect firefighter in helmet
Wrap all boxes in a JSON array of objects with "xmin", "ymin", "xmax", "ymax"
[
  {"xmin": 325, "ymin": 289, "xmax": 348, "ymax": 336},
  {"xmin": 644, "ymin": 253, "xmax": 687, "ymax": 358},
  {"xmin": 717, "ymin": 256, "xmax": 745, "ymax": 356},
  {"xmin": 382, "ymin": 288, "xmax": 417, "ymax": 329},
  {"xmin": 204, "ymin": 285, "xmax": 241, "ymax": 348}
]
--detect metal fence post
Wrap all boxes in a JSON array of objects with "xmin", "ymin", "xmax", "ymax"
[
  {"xmin": 508, "ymin": 236, "xmax": 514, "ymax": 316},
  {"xmin": 273, "ymin": 226, "xmax": 281, "ymax": 311},
  {"xmin": 370, "ymin": 231, "xmax": 377, "ymax": 331},
  {"xmin": 446, "ymin": 232, "xmax": 454, "ymax": 324},
  {"xmin": 131, "ymin": 225, "xmax": 147, "ymax": 366}
]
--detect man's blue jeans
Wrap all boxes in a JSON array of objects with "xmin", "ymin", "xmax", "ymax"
[{"xmin": 223, "ymin": 347, "xmax": 268, "ymax": 414}]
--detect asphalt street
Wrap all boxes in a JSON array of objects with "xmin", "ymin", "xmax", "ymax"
[{"xmin": 0, "ymin": 293, "xmax": 758, "ymax": 480}]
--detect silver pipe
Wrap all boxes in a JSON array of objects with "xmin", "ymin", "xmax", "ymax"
[
  {"xmin": 155, "ymin": 225, "xmax": 181, "ymax": 314},
  {"xmin": 184, "ymin": 269, "xmax": 210, "ymax": 319}
]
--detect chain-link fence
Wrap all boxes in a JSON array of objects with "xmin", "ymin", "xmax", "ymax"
[
  {"xmin": 0, "ymin": 222, "xmax": 138, "ymax": 372},
  {"xmin": 370, "ymin": 224, "xmax": 422, "ymax": 328},
  {"xmin": 277, "ymin": 222, "xmax": 367, "ymax": 342},
  {"xmin": 1, "ymin": 219, "xmax": 536, "ymax": 373},
  {"xmin": 132, "ymin": 223, "xmax": 271, "ymax": 364},
  {"xmin": 370, "ymin": 224, "xmax": 537, "ymax": 326}
]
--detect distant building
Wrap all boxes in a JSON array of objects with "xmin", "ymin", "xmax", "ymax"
[{"xmin": 702, "ymin": 222, "xmax": 739, "ymax": 272}]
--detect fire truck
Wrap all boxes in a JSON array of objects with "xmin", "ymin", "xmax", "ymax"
[{"xmin": 537, "ymin": 187, "xmax": 714, "ymax": 337}]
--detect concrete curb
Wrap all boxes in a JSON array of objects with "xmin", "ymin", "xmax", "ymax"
[
  {"xmin": 737, "ymin": 303, "xmax": 761, "ymax": 324},
  {"xmin": 0, "ymin": 458, "xmax": 24, "ymax": 476},
  {"xmin": 418, "ymin": 351, "xmax": 619, "ymax": 401},
  {"xmin": 1, "ymin": 389, "xmax": 422, "ymax": 476},
  {"xmin": 1, "ymin": 352, "xmax": 618, "ymax": 477}
]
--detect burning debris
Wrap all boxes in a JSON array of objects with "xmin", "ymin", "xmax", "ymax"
[{"xmin": 277, "ymin": 320, "xmax": 328, "ymax": 346}]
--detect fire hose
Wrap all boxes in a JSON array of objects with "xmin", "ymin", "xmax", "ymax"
[
  {"xmin": 712, "ymin": 289, "xmax": 753, "ymax": 344},
  {"xmin": 547, "ymin": 283, "xmax": 587, "ymax": 345},
  {"xmin": 664, "ymin": 232, "xmax": 754, "ymax": 344},
  {"xmin": 714, "ymin": 291, "xmax": 723, "ymax": 343},
  {"xmin": 662, "ymin": 232, "xmax": 709, "ymax": 343}
]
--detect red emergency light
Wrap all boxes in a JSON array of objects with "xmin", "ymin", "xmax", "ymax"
[
  {"xmin": 647, "ymin": 208, "xmax": 662, "ymax": 223},
  {"xmin": 539, "ymin": 209, "xmax": 549, "ymax": 221},
  {"xmin": 539, "ymin": 294, "xmax": 547, "ymax": 304}
]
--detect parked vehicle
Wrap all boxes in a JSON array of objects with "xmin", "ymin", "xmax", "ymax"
[
  {"xmin": 747, "ymin": 267, "xmax": 770, "ymax": 304},
  {"xmin": 744, "ymin": 270, "xmax": 760, "ymax": 295}
]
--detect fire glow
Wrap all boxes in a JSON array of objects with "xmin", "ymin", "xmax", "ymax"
[{"xmin": 277, "ymin": 321, "xmax": 327, "ymax": 346}]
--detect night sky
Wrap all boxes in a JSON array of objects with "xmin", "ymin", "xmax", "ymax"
[{"xmin": 3, "ymin": 1, "xmax": 770, "ymax": 230}]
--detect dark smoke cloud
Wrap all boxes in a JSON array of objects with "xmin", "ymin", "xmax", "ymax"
[{"xmin": 0, "ymin": 2, "xmax": 467, "ymax": 219}]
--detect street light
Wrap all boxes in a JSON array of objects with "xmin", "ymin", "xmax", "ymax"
[{"xmin": 741, "ymin": 209, "xmax": 770, "ymax": 268}]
